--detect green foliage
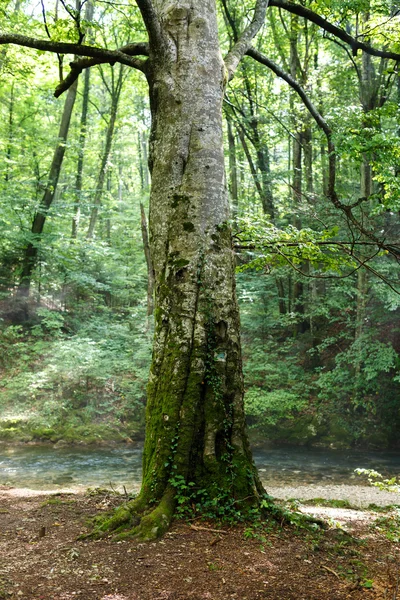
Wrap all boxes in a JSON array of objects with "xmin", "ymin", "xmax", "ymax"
[
  {"xmin": 0, "ymin": 0, "xmax": 400, "ymax": 456},
  {"xmin": 371, "ymin": 509, "xmax": 400, "ymax": 542},
  {"xmin": 245, "ymin": 387, "xmax": 306, "ymax": 426},
  {"xmin": 355, "ymin": 469, "xmax": 400, "ymax": 493},
  {"xmin": 236, "ymin": 215, "xmax": 355, "ymax": 275},
  {"xmin": 169, "ymin": 475, "xmax": 246, "ymax": 523},
  {"xmin": 302, "ymin": 498, "xmax": 353, "ymax": 509},
  {"xmin": 0, "ymin": 305, "xmax": 151, "ymax": 442},
  {"xmin": 317, "ymin": 336, "xmax": 399, "ymax": 412}
]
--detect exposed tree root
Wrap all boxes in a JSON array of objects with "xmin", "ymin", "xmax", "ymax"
[
  {"xmin": 83, "ymin": 489, "xmax": 176, "ymax": 542},
  {"xmin": 81, "ymin": 488, "xmax": 328, "ymax": 544}
]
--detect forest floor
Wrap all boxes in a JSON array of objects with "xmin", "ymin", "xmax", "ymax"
[{"xmin": 0, "ymin": 486, "xmax": 399, "ymax": 600}]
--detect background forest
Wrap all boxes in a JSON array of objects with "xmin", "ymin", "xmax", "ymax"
[{"xmin": 1, "ymin": 0, "xmax": 400, "ymax": 450}]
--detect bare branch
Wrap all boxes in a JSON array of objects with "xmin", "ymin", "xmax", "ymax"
[
  {"xmin": 54, "ymin": 42, "xmax": 148, "ymax": 96},
  {"xmin": 246, "ymin": 48, "xmax": 331, "ymax": 138},
  {"xmin": 0, "ymin": 34, "xmax": 149, "ymax": 96},
  {"xmin": 224, "ymin": 0, "xmax": 270, "ymax": 80},
  {"xmin": 246, "ymin": 46, "xmax": 400, "ymax": 264},
  {"xmin": 236, "ymin": 240, "xmax": 400, "ymax": 253},
  {"xmin": 269, "ymin": 0, "xmax": 400, "ymax": 62},
  {"xmin": 237, "ymin": 240, "xmax": 399, "ymax": 293},
  {"xmin": 134, "ymin": 0, "xmax": 164, "ymax": 50},
  {"xmin": 0, "ymin": 33, "xmax": 149, "ymax": 62},
  {"xmin": 220, "ymin": 0, "xmax": 239, "ymax": 40}
]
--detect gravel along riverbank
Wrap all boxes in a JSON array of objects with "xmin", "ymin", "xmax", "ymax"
[
  {"xmin": 266, "ymin": 483, "xmax": 400, "ymax": 507},
  {"xmin": 2, "ymin": 482, "xmax": 399, "ymax": 508}
]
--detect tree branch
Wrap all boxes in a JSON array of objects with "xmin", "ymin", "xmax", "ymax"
[
  {"xmin": 134, "ymin": 0, "xmax": 164, "ymax": 51},
  {"xmin": 224, "ymin": 0, "xmax": 270, "ymax": 80},
  {"xmin": 246, "ymin": 47, "xmax": 400, "ymax": 263},
  {"xmin": 54, "ymin": 42, "xmax": 149, "ymax": 97},
  {"xmin": 246, "ymin": 48, "xmax": 331, "ymax": 138},
  {"xmin": 0, "ymin": 33, "xmax": 149, "ymax": 63},
  {"xmin": 0, "ymin": 34, "xmax": 149, "ymax": 95},
  {"xmin": 269, "ymin": 0, "xmax": 400, "ymax": 62},
  {"xmin": 220, "ymin": 0, "xmax": 239, "ymax": 40}
]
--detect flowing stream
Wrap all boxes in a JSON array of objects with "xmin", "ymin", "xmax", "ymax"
[{"xmin": 1, "ymin": 443, "xmax": 400, "ymax": 493}]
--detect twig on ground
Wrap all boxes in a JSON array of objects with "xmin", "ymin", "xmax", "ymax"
[
  {"xmin": 190, "ymin": 525, "xmax": 229, "ymax": 535},
  {"xmin": 321, "ymin": 565, "xmax": 340, "ymax": 579}
]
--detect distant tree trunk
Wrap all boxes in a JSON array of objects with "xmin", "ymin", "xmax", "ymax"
[
  {"xmin": 71, "ymin": 3, "xmax": 93, "ymax": 239},
  {"xmin": 354, "ymin": 10, "xmax": 374, "ymax": 392},
  {"xmin": 276, "ymin": 277, "xmax": 287, "ymax": 315},
  {"xmin": 18, "ymin": 79, "xmax": 78, "ymax": 296},
  {"xmin": 4, "ymin": 80, "xmax": 14, "ymax": 183},
  {"xmin": 86, "ymin": 64, "xmax": 124, "ymax": 239},
  {"xmin": 141, "ymin": 131, "xmax": 150, "ymax": 189},
  {"xmin": 290, "ymin": 14, "xmax": 307, "ymax": 335},
  {"xmin": 138, "ymin": 132, "xmax": 145, "ymax": 190},
  {"xmin": 138, "ymin": 131, "xmax": 150, "ymax": 191},
  {"xmin": 71, "ymin": 68, "xmax": 90, "ymax": 238},
  {"xmin": 231, "ymin": 72, "xmax": 274, "ymax": 218},
  {"xmin": 227, "ymin": 117, "xmax": 239, "ymax": 220},
  {"xmin": 140, "ymin": 202, "xmax": 155, "ymax": 317},
  {"xmin": 238, "ymin": 125, "xmax": 263, "ymax": 199},
  {"xmin": 105, "ymin": 170, "xmax": 112, "ymax": 244}
]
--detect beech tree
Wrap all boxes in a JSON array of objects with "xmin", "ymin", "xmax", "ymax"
[{"xmin": 2, "ymin": 0, "xmax": 400, "ymax": 540}]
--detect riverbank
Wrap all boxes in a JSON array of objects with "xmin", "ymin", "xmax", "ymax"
[
  {"xmin": 266, "ymin": 483, "xmax": 400, "ymax": 508},
  {"xmin": 1, "ymin": 480, "xmax": 399, "ymax": 508}
]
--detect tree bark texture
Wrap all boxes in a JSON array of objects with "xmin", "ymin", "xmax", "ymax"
[
  {"xmin": 144, "ymin": 0, "xmax": 262, "ymax": 528},
  {"xmin": 102, "ymin": 0, "xmax": 263, "ymax": 541}
]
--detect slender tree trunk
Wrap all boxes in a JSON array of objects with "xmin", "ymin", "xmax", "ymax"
[
  {"xmin": 354, "ymin": 11, "xmax": 374, "ymax": 393},
  {"xmin": 237, "ymin": 127, "xmax": 259, "ymax": 193},
  {"xmin": 227, "ymin": 117, "xmax": 239, "ymax": 220},
  {"xmin": 138, "ymin": 132, "xmax": 145, "ymax": 190},
  {"xmin": 18, "ymin": 79, "xmax": 78, "ymax": 296},
  {"xmin": 276, "ymin": 277, "xmax": 287, "ymax": 315},
  {"xmin": 71, "ymin": 1, "xmax": 93, "ymax": 238},
  {"xmin": 86, "ymin": 65, "xmax": 124, "ymax": 239},
  {"xmin": 140, "ymin": 202, "xmax": 155, "ymax": 318},
  {"xmin": 141, "ymin": 131, "xmax": 150, "ymax": 189},
  {"xmin": 290, "ymin": 14, "xmax": 308, "ymax": 335},
  {"xmin": 233, "ymin": 72, "xmax": 274, "ymax": 218},
  {"xmin": 102, "ymin": 1, "xmax": 263, "ymax": 541},
  {"xmin": 71, "ymin": 66, "xmax": 90, "ymax": 238},
  {"xmin": 5, "ymin": 81, "xmax": 15, "ymax": 182}
]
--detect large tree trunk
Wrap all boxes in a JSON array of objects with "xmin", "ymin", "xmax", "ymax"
[{"xmin": 100, "ymin": 0, "xmax": 263, "ymax": 541}]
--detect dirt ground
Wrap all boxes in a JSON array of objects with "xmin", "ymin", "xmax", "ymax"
[{"xmin": 0, "ymin": 487, "xmax": 399, "ymax": 600}]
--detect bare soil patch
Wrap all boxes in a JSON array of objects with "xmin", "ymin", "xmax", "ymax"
[{"xmin": 0, "ymin": 487, "xmax": 399, "ymax": 600}]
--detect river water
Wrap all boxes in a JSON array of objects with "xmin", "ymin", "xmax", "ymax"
[{"xmin": 1, "ymin": 443, "xmax": 400, "ymax": 493}]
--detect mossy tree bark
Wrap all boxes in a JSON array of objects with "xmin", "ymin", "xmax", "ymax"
[{"xmin": 98, "ymin": 0, "xmax": 266, "ymax": 541}]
